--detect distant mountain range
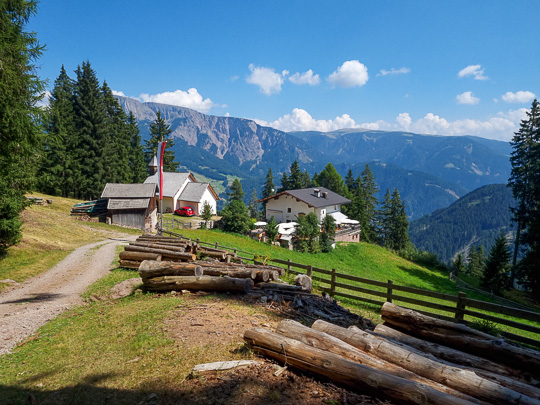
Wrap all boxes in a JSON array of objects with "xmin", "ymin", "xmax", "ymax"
[
  {"xmin": 409, "ymin": 184, "xmax": 516, "ymax": 263},
  {"xmin": 116, "ymin": 96, "xmax": 512, "ymax": 220}
]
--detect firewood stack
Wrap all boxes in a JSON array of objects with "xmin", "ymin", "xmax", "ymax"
[
  {"xmin": 244, "ymin": 303, "xmax": 540, "ymax": 405},
  {"xmin": 124, "ymin": 235, "xmax": 300, "ymax": 294}
]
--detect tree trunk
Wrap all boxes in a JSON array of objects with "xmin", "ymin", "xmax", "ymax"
[
  {"xmin": 312, "ymin": 320, "xmax": 539, "ymax": 405},
  {"xmin": 294, "ymin": 274, "xmax": 312, "ymax": 292},
  {"xmin": 257, "ymin": 282, "xmax": 303, "ymax": 292},
  {"xmin": 380, "ymin": 302, "xmax": 540, "ymax": 378},
  {"xmin": 124, "ymin": 245, "xmax": 196, "ymax": 261},
  {"xmin": 199, "ymin": 250, "xmax": 227, "ymax": 260},
  {"xmin": 143, "ymin": 275, "xmax": 253, "ymax": 293},
  {"xmin": 119, "ymin": 259, "xmax": 143, "ymax": 269},
  {"xmin": 119, "ymin": 251, "xmax": 162, "ymax": 262},
  {"xmin": 138, "ymin": 260, "xmax": 203, "ymax": 278},
  {"xmin": 374, "ymin": 324, "xmax": 540, "ymax": 398},
  {"xmin": 129, "ymin": 241, "xmax": 187, "ymax": 252},
  {"xmin": 374, "ymin": 324, "xmax": 536, "ymax": 385},
  {"xmin": 199, "ymin": 268, "xmax": 258, "ymax": 279},
  {"xmin": 244, "ymin": 327, "xmax": 477, "ymax": 405},
  {"xmin": 275, "ymin": 320, "xmax": 481, "ymax": 403}
]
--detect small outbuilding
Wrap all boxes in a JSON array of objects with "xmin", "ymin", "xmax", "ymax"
[{"xmin": 101, "ymin": 183, "xmax": 158, "ymax": 231}]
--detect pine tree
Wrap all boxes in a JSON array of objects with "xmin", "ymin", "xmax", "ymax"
[
  {"xmin": 101, "ymin": 81, "xmax": 131, "ymax": 184},
  {"xmin": 265, "ymin": 216, "xmax": 279, "ymax": 243},
  {"xmin": 482, "ymin": 235, "xmax": 511, "ymax": 294},
  {"xmin": 221, "ymin": 200, "xmax": 251, "ymax": 234},
  {"xmin": 453, "ymin": 253, "xmax": 466, "ymax": 275},
  {"xmin": 345, "ymin": 169, "xmax": 355, "ymax": 193},
  {"xmin": 262, "ymin": 168, "xmax": 275, "ymax": 198},
  {"xmin": 467, "ymin": 245, "xmax": 485, "ymax": 278},
  {"xmin": 389, "ymin": 188, "xmax": 410, "ymax": 251},
  {"xmin": 144, "ymin": 111, "xmax": 179, "ymax": 172},
  {"xmin": 200, "ymin": 201, "xmax": 213, "ymax": 229},
  {"xmin": 0, "ymin": 0, "xmax": 45, "ymax": 251},
  {"xmin": 316, "ymin": 163, "xmax": 346, "ymax": 195},
  {"xmin": 320, "ymin": 214, "xmax": 336, "ymax": 253},
  {"xmin": 127, "ymin": 112, "xmax": 147, "ymax": 182},
  {"xmin": 228, "ymin": 178, "xmax": 245, "ymax": 202},
  {"xmin": 72, "ymin": 61, "xmax": 109, "ymax": 199},
  {"xmin": 295, "ymin": 213, "xmax": 320, "ymax": 253},
  {"xmin": 360, "ymin": 164, "xmax": 380, "ymax": 242},
  {"xmin": 377, "ymin": 189, "xmax": 392, "ymax": 247},
  {"xmin": 288, "ymin": 160, "xmax": 304, "ymax": 190},
  {"xmin": 38, "ymin": 65, "xmax": 75, "ymax": 196},
  {"xmin": 247, "ymin": 188, "xmax": 259, "ymax": 219},
  {"xmin": 508, "ymin": 99, "xmax": 540, "ymax": 294},
  {"xmin": 301, "ymin": 170, "xmax": 311, "ymax": 188},
  {"xmin": 279, "ymin": 172, "xmax": 289, "ymax": 192}
]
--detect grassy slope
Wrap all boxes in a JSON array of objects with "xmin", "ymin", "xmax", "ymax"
[{"xmin": 0, "ymin": 192, "xmax": 141, "ymax": 290}]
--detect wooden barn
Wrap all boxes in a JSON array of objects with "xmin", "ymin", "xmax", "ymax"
[{"xmin": 101, "ymin": 183, "xmax": 158, "ymax": 231}]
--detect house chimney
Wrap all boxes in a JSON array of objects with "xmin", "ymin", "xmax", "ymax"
[
  {"xmin": 314, "ymin": 188, "xmax": 321, "ymax": 198},
  {"xmin": 322, "ymin": 192, "xmax": 328, "ymax": 199}
]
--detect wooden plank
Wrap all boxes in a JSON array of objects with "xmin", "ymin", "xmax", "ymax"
[
  {"xmin": 461, "ymin": 297, "xmax": 540, "ymax": 322},
  {"xmin": 501, "ymin": 331, "xmax": 540, "ymax": 349},
  {"xmin": 191, "ymin": 360, "xmax": 261, "ymax": 373}
]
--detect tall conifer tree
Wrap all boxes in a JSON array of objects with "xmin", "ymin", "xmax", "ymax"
[
  {"xmin": 360, "ymin": 164, "xmax": 380, "ymax": 242},
  {"xmin": 0, "ymin": 0, "xmax": 45, "ymax": 251},
  {"xmin": 127, "ymin": 112, "xmax": 147, "ymax": 182},
  {"xmin": 144, "ymin": 111, "xmax": 179, "ymax": 172}
]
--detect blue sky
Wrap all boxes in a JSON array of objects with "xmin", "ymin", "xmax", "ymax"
[{"xmin": 30, "ymin": 1, "xmax": 539, "ymax": 141}]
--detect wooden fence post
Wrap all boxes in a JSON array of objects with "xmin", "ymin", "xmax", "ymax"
[
  {"xmin": 387, "ymin": 280, "xmax": 393, "ymax": 303},
  {"xmin": 307, "ymin": 265, "xmax": 313, "ymax": 278},
  {"xmin": 330, "ymin": 268, "xmax": 337, "ymax": 298},
  {"xmin": 287, "ymin": 259, "xmax": 292, "ymax": 274},
  {"xmin": 455, "ymin": 292, "xmax": 467, "ymax": 322},
  {"xmin": 215, "ymin": 242, "xmax": 219, "ymax": 249}
]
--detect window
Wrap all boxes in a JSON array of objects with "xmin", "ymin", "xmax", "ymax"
[{"xmin": 287, "ymin": 207, "xmax": 292, "ymax": 213}]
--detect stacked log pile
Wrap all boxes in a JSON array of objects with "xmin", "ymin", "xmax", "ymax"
[{"xmin": 244, "ymin": 303, "xmax": 540, "ymax": 405}]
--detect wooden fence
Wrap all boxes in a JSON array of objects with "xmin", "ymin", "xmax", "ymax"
[{"xmin": 162, "ymin": 229, "xmax": 540, "ymax": 348}]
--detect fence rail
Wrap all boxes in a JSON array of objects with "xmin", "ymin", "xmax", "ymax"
[{"xmin": 160, "ymin": 229, "xmax": 540, "ymax": 348}]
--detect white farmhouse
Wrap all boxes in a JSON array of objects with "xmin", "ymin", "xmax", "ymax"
[
  {"xmin": 257, "ymin": 187, "xmax": 351, "ymax": 223},
  {"xmin": 144, "ymin": 172, "xmax": 219, "ymax": 215}
]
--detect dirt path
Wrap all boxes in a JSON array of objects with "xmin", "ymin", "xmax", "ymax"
[{"xmin": 0, "ymin": 234, "xmax": 137, "ymax": 355}]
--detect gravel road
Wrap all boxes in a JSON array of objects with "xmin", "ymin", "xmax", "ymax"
[{"xmin": 0, "ymin": 235, "xmax": 137, "ymax": 355}]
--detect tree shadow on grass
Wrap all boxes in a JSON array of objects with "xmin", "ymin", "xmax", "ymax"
[
  {"xmin": 396, "ymin": 265, "xmax": 456, "ymax": 294},
  {"xmin": 0, "ymin": 365, "xmax": 381, "ymax": 405},
  {"xmin": 1, "ymin": 293, "xmax": 66, "ymax": 305}
]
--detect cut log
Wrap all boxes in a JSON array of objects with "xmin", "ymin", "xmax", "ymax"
[
  {"xmin": 198, "ymin": 268, "xmax": 258, "ymax": 279},
  {"xmin": 191, "ymin": 360, "xmax": 261, "ymax": 374},
  {"xmin": 312, "ymin": 320, "xmax": 540, "ymax": 405},
  {"xmin": 294, "ymin": 274, "xmax": 312, "ymax": 292},
  {"xmin": 124, "ymin": 245, "xmax": 196, "ymax": 261},
  {"xmin": 373, "ymin": 324, "xmax": 540, "ymax": 399},
  {"xmin": 374, "ymin": 324, "xmax": 536, "ymax": 386},
  {"xmin": 119, "ymin": 260, "xmax": 142, "ymax": 269},
  {"xmin": 129, "ymin": 241, "xmax": 187, "ymax": 252},
  {"xmin": 138, "ymin": 260, "xmax": 203, "ymax": 278},
  {"xmin": 143, "ymin": 275, "xmax": 253, "ymax": 293},
  {"xmin": 119, "ymin": 251, "xmax": 162, "ymax": 262},
  {"xmin": 257, "ymin": 282, "xmax": 303, "ymax": 292},
  {"xmin": 199, "ymin": 250, "xmax": 227, "ymax": 260},
  {"xmin": 244, "ymin": 327, "xmax": 477, "ymax": 405},
  {"xmin": 275, "ymin": 320, "xmax": 481, "ymax": 403},
  {"xmin": 380, "ymin": 302, "xmax": 540, "ymax": 378}
]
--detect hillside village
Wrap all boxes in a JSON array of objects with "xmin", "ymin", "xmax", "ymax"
[{"xmin": 2, "ymin": 2, "xmax": 540, "ymax": 404}]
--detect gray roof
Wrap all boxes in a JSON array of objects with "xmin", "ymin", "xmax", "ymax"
[
  {"xmin": 107, "ymin": 198, "xmax": 150, "ymax": 210},
  {"xmin": 258, "ymin": 186, "xmax": 350, "ymax": 208},
  {"xmin": 144, "ymin": 172, "xmax": 191, "ymax": 197},
  {"xmin": 101, "ymin": 183, "xmax": 157, "ymax": 199},
  {"xmin": 179, "ymin": 182, "xmax": 210, "ymax": 202}
]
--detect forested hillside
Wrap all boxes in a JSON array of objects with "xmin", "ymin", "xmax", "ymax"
[{"xmin": 409, "ymin": 184, "xmax": 515, "ymax": 263}]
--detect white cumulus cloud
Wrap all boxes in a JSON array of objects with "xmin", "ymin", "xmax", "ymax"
[
  {"xmin": 138, "ymin": 88, "xmax": 216, "ymax": 113},
  {"xmin": 361, "ymin": 109, "xmax": 527, "ymax": 141},
  {"xmin": 289, "ymin": 69, "xmax": 321, "ymax": 85},
  {"xmin": 246, "ymin": 64, "xmax": 287, "ymax": 95},
  {"xmin": 255, "ymin": 108, "xmax": 361, "ymax": 132},
  {"xmin": 378, "ymin": 67, "xmax": 411, "ymax": 76},
  {"xmin": 458, "ymin": 64, "xmax": 488, "ymax": 80},
  {"xmin": 501, "ymin": 91, "xmax": 535, "ymax": 103},
  {"xmin": 36, "ymin": 90, "xmax": 51, "ymax": 108},
  {"xmin": 456, "ymin": 91, "xmax": 480, "ymax": 105},
  {"xmin": 112, "ymin": 90, "xmax": 126, "ymax": 97},
  {"xmin": 327, "ymin": 60, "xmax": 369, "ymax": 88}
]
